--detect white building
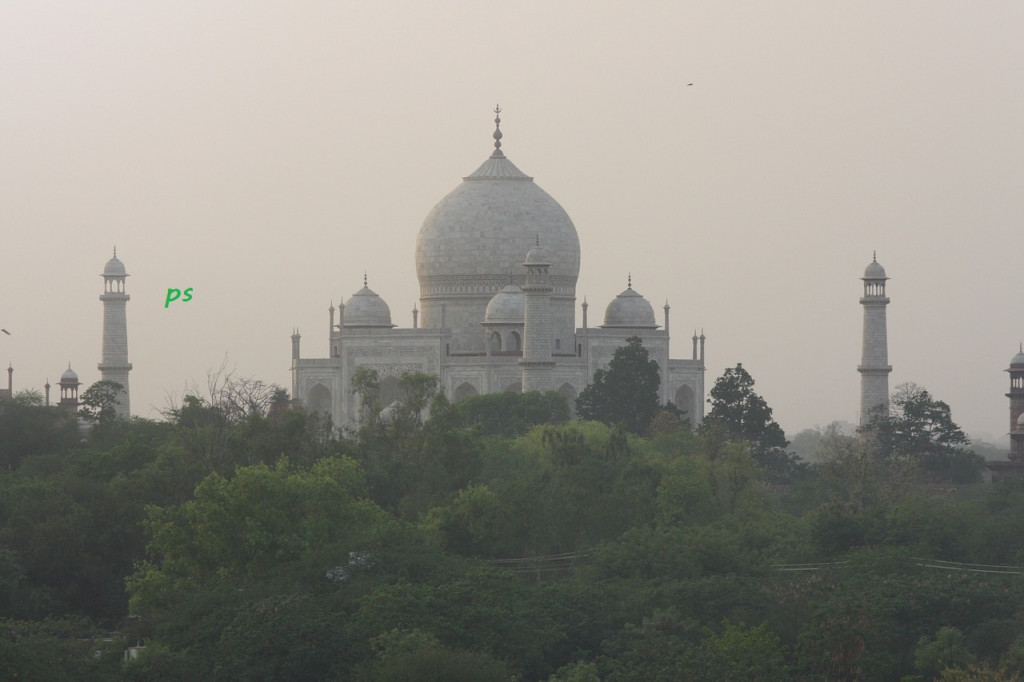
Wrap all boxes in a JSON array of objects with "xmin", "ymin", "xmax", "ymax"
[
  {"xmin": 858, "ymin": 253, "xmax": 891, "ymax": 425},
  {"xmin": 99, "ymin": 248, "xmax": 132, "ymax": 419},
  {"xmin": 291, "ymin": 111, "xmax": 705, "ymax": 429}
]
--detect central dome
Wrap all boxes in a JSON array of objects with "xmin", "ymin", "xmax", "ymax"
[
  {"xmin": 416, "ymin": 151, "xmax": 580, "ymax": 291},
  {"xmin": 413, "ymin": 112, "xmax": 581, "ymax": 352}
]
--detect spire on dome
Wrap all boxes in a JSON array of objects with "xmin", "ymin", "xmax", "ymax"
[
  {"xmin": 113, "ymin": 246, "xmax": 117, "ymax": 258},
  {"xmin": 492, "ymin": 105, "xmax": 503, "ymax": 156},
  {"xmin": 363, "ymin": 272, "xmax": 368, "ymax": 288},
  {"xmin": 628, "ymin": 273, "xmax": 632, "ymax": 289},
  {"xmin": 873, "ymin": 250, "xmax": 877, "ymax": 263}
]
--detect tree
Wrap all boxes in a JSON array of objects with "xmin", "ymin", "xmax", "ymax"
[
  {"xmin": 576, "ymin": 336, "xmax": 661, "ymax": 435},
  {"xmin": 450, "ymin": 391, "xmax": 569, "ymax": 438},
  {"xmin": 78, "ymin": 381, "xmax": 123, "ymax": 426},
  {"xmin": 352, "ymin": 367, "xmax": 382, "ymax": 429},
  {"xmin": 219, "ymin": 377, "xmax": 288, "ymax": 424},
  {"xmin": 915, "ymin": 627, "xmax": 977, "ymax": 680},
  {"xmin": 702, "ymin": 620, "xmax": 789, "ymax": 681},
  {"xmin": 704, "ymin": 364, "xmax": 795, "ymax": 477},
  {"xmin": 0, "ymin": 391, "xmax": 79, "ymax": 469},
  {"xmin": 864, "ymin": 382, "xmax": 984, "ymax": 484},
  {"xmin": 359, "ymin": 629, "xmax": 512, "ymax": 681}
]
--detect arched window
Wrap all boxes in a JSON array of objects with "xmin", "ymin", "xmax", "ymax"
[
  {"xmin": 674, "ymin": 385, "xmax": 695, "ymax": 423},
  {"xmin": 558, "ymin": 382, "xmax": 577, "ymax": 417},
  {"xmin": 307, "ymin": 383, "xmax": 331, "ymax": 417},
  {"xmin": 489, "ymin": 331, "xmax": 502, "ymax": 352},
  {"xmin": 508, "ymin": 331, "xmax": 522, "ymax": 351},
  {"xmin": 380, "ymin": 376, "xmax": 400, "ymax": 409},
  {"xmin": 453, "ymin": 382, "xmax": 478, "ymax": 402}
]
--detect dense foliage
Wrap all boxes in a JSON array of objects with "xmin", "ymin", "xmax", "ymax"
[
  {"xmin": 576, "ymin": 336, "xmax": 662, "ymax": 434},
  {"xmin": 0, "ymin": 372, "xmax": 1016, "ymax": 681}
]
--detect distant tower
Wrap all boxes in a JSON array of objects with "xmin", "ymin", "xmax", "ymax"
[
  {"xmin": 1007, "ymin": 346, "xmax": 1024, "ymax": 461},
  {"xmin": 99, "ymin": 248, "xmax": 132, "ymax": 419},
  {"xmin": 520, "ymin": 239, "xmax": 554, "ymax": 392},
  {"xmin": 58, "ymin": 365, "xmax": 81, "ymax": 412},
  {"xmin": 1, "ymin": 364, "xmax": 11, "ymax": 400},
  {"xmin": 858, "ymin": 253, "xmax": 892, "ymax": 425}
]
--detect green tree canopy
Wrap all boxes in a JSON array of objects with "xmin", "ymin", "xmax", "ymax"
[
  {"xmin": 576, "ymin": 336, "xmax": 661, "ymax": 435},
  {"xmin": 864, "ymin": 382, "xmax": 984, "ymax": 484},
  {"xmin": 78, "ymin": 381, "xmax": 123, "ymax": 426},
  {"xmin": 0, "ymin": 391, "xmax": 79, "ymax": 469},
  {"xmin": 450, "ymin": 390, "xmax": 569, "ymax": 438},
  {"xmin": 704, "ymin": 363, "xmax": 795, "ymax": 477}
]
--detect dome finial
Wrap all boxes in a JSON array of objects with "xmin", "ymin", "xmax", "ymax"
[
  {"xmin": 363, "ymin": 271, "xmax": 368, "ymax": 288},
  {"xmin": 492, "ymin": 105, "xmax": 503, "ymax": 154},
  {"xmin": 873, "ymin": 250, "xmax": 877, "ymax": 263},
  {"xmin": 113, "ymin": 246, "xmax": 117, "ymax": 258},
  {"xmin": 628, "ymin": 273, "xmax": 632, "ymax": 289}
]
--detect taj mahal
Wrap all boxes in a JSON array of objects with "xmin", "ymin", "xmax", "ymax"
[{"xmin": 290, "ymin": 109, "xmax": 706, "ymax": 429}]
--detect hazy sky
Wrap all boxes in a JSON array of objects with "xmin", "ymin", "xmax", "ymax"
[{"xmin": 2, "ymin": 2, "xmax": 1022, "ymax": 443}]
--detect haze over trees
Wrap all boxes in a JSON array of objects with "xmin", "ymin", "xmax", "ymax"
[{"xmin": 0, "ymin": 367, "xmax": 1016, "ymax": 681}]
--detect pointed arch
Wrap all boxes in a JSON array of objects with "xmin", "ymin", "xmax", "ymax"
[
  {"xmin": 380, "ymin": 375, "xmax": 400, "ymax": 408},
  {"xmin": 558, "ymin": 382, "xmax": 578, "ymax": 417},
  {"xmin": 306, "ymin": 383, "xmax": 331, "ymax": 417},
  {"xmin": 453, "ymin": 382, "xmax": 478, "ymax": 402},
  {"xmin": 674, "ymin": 385, "xmax": 695, "ymax": 423}
]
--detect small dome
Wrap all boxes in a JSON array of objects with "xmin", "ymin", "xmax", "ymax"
[
  {"xmin": 863, "ymin": 257, "xmax": 887, "ymax": 280},
  {"xmin": 602, "ymin": 285, "xmax": 658, "ymax": 329},
  {"xmin": 343, "ymin": 285, "xmax": 395, "ymax": 328},
  {"xmin": 103, "ymin": 253, "xmax": 127, "ymax": 277},
  {"xmin": 524, "ymin": 242, "xmax": 551, "ymax": 266},
  {"xmin": 60, "ymin": 367, "xmax": 79, "ymax": 383},
  {"xmin": 1011, "ymin": 348, "xmax": 1024, "ymax": 367},
  {"xmin": 484, "ymin": 285, "xmax": 525, "ymax": 324}
]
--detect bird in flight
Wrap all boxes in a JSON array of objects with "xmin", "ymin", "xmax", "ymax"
[{"xmin": 0, "ymin": 329, "xmax": 10, "ymax": 335}]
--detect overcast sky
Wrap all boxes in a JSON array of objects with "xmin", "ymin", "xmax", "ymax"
[{"xmin": 2, "ymin": 1, "xmax": 1022, "ymax": 443}]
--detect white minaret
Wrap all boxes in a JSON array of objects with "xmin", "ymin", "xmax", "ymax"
[
  {"xmin": 520, "ymin": 238, "xmax": 554, "ymax": 392},
  {"xmin": 858, "ymin": 253, "xmax": 891, "ymax": 425},
  {"xmin": 99, "ymin": 248, "xmax": 132, "ymax": 419}
]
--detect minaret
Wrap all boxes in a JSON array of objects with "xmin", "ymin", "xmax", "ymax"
[
  {"xmin": 1007, "ymin": 346, "xmax": 1024, "ymax": 461},
  {"xmin": 520, "ymin": 238, "xmax": 554, "ymax": 392},
  {"xmin": 98, "ymin": 248, "xmax": 132, "ymax": 419},
  {"xmin": 858, "ymin": 253, "xmax": 891, "ymax": 425}
]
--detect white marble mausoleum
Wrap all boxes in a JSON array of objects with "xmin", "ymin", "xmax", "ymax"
[{"xmin": 290, "ymin": 110, "xmax": 705, "ymax": 429}]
